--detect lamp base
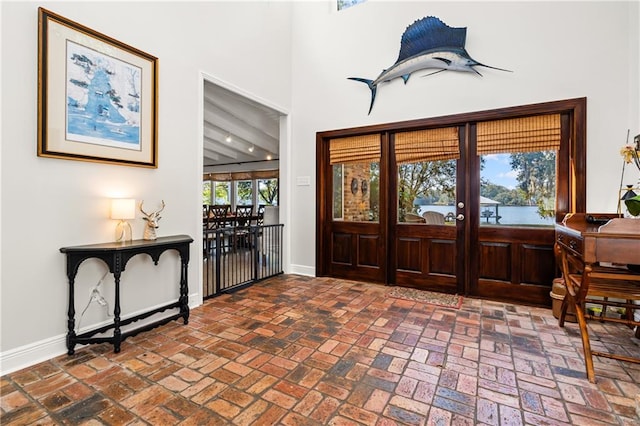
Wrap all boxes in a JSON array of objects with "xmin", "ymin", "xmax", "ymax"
[{"xmin": 115, "ymin": 220, "xmax": 132, "ymax": 242}]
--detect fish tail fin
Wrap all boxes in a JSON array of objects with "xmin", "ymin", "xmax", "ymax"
[{"xmin": 348, "ymin": 77, "xmax": 377, "ymax": 114}]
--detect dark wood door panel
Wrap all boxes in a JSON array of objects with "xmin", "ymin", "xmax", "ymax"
[
  {"xmin": 520, "ymin": 244, "xmax": 555, "ymax": 286},
  {"xmin": 478, "ymin": 242, "xmax": 511, "ymax": 281},
  {"xmin": 328, "ymin": 225, "xmax": 385, "ymax": 282},
  {"xmin": 472, "ymin": 227, "xmax": 555, "ymax": 305},
  {"xmin": 331, "ymin": 232, "xmax": 352, "ymax": 265},
  {"xmin": 358, "ymin": 234, "xmax": 381, "ymax": 267},
  {"xmin": 475, "ymin": 279, "xmax": 552, "ymax": 306},
  {"xmin": 429, "ymin": 239, "xmax": 456, "ymax": 275},
  {"xmin": 396, "ymin": 238, "xmax": 421, "ymax": 272},
  {"xmin": 395, "ymin": 226, "xmax": 458, "ymax": 293}
]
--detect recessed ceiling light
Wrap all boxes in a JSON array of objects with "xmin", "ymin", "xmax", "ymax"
[
  {"xmin": 225, "ymin": 135, "xmax": 232, "ymax": 143},
  {"xmin": 248, "ymin": 146, "xmax": 254, "ymax": 152},
  {"xmin": 266, "ymin": 154, "xmax": 272, "ymax": 160}
]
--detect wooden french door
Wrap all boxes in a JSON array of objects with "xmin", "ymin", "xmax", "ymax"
[
  {"xmin": 388, "ymin": 126, "xmax": 466, "ymax": 295},
  {"xmin": 316, "ymin": 98, "xmax": 586, "ymax": 306}
]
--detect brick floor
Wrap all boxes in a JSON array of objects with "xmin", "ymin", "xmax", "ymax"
[{"xmin": 2, "ymin": 274, "xmax": 640, "ymax": 425}]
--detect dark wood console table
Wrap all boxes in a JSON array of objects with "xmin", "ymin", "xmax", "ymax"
[{"xmin": 60, "ymin": 235, "xmax": 193, "ymax": 354}]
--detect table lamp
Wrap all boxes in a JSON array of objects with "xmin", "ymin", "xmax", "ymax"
[{"xmin": 110, "ymin": 198, "xmax": 135, "ymax": 241}]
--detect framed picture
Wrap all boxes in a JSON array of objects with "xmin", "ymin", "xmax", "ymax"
[{"xmin": 38, "ymin": 8, "xmax": 158, "ymax": 168}]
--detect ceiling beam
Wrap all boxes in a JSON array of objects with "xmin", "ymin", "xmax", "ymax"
[
  {"xmin": 204, "ymin": 87, "xmax": 280, "ymax": 140},
  {"xmin": 203, "ymin": 100, "xmax": 278, "ymax": 154}
]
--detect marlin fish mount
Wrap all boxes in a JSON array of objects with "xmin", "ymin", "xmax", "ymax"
[{"xmin": 349, "ymin": 16, "xmax": 511, "ymax": 114}]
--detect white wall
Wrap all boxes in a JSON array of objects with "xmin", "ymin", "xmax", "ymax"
[
  {"xmin": 0, "ymin": 1, "xmax": 292, "ymax": 374},
  {"xmin": 1, "ymin": 0, "xmax": 639, "ymax": 375},
  {"xmin": 289, "ymin": 0, "xmax": 640, "ymax": 271}
]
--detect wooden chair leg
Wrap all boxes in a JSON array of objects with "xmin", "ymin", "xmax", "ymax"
[
  {"xmin": 558, "ymin": 294, "xmax": 569, "ymax": 327},
  {"xmin": 574, "ymin": 300, "xmax": 597, "ymax": 383}
]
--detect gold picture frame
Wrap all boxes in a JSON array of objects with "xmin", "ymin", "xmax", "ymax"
[{"xmin": 38, "ymin": 8, "xmax": 158, "ymax": 168}]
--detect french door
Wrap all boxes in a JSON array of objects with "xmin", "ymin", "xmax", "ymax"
[{"xmin": 316, "ymin": 98, "xmax": 586, "ymax": 306}]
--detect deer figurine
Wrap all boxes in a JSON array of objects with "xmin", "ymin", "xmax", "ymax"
[{"xmin": 139, "ymin": 200, "xmax": 165, "ymax": 240}]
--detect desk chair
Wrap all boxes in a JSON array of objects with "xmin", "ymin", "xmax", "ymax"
[{"xmin": 557, "ymin": 244, "xmax": 640, "ymax": 383}]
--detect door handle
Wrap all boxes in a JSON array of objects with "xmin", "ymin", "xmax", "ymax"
[{"xmin": 456, "ymin": 214, "xmax": 465, "ymax": 221}]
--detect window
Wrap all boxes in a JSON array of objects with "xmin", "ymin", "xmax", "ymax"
[
  {"xmin": 394, "ymin": 127, "xmax": 459, "ymax": 223},
  {"xmin": 236, "ymin": 180, "xmax": 253, "ymax": 205},
  {"xmin": 213, "ymin": 182, "xmax": 230, "ymax": 205},
  {"xmin": 258, "ymin": 178, "xmax": 279, "ymax": 206},
  {"xmin": 337, "ymin": 0, "xmax": 366, "ymax": 11},
  {"xmin": 329, "ymin": 135, "xmax": 380, "ymax": 222},
  {"xmin": 477, "ymin": 114, "xmax": 560, "ymax": 226},
  {"xmin": 203, "ymin": 181, "xmax": 212, "ymax": 205},
  {"xmin": 332, "ymin": 165, "xmax": 344, "ymax": 220}
]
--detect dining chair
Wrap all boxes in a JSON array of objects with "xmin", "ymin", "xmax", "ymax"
[
  {"xmin": 204, "ymin": 204, "xmax": 231, "ymax": 255},
  {"xmin": 231, "ymin": 205, "xmax": 254, "ymax": 250},
  {"xmin": 255, "ymin": 204, "xmax": 266, "ymax": 226}
]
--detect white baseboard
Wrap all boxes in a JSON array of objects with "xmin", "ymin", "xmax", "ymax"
[
  {"xmin": 0, "ymin": 333, "xmax": 68, "ymax": 376},
  {"xmin": 289, "ymin": 264, "xmax": 315, "ymax": 277},
  {"xmin": 1, "ymin": 293, "xmax": 202, "ymax": 376}
]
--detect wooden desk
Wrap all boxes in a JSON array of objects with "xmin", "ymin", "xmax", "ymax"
[
  {"xmin": 555, "ymin": 214, "xmax": 640, "ymax": 382},
  {"xmin": 60, "ymin": 235, "xmax": 193, "ymax": 354}
]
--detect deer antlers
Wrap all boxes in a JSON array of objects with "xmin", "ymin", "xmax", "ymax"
[{"xmin": 139, "ymin": 200, "xmax": 165, "ymax": 218}]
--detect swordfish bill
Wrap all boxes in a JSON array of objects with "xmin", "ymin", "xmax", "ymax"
[{"xmin": 348, "ymin": 16, "xmax": 511, "ymax": 114}]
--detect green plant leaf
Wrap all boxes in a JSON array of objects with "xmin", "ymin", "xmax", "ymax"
[{"xmin": 624, "ymin": 194, "xmax": 640, "ymax": 216}]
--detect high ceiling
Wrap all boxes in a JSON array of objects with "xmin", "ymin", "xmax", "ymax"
[{"xmin": 203, "ymin": 81, "xmax": 281, "ymax": 169}]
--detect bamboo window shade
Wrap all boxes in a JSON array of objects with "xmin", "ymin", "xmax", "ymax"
[
  {"xmin": 203, "ymin": 170, "xmax": 279, "ymax": 181},
  {"xmin": 329, "ymin": 134, "xmax": 381, "ymax": 165},
  {"xmin": 476, "ymin": 114, "xmax": 561, "ymax": 155},
  {"xmin": 394, "ymin": 127, "xmax": 460, "ymax": 165}
]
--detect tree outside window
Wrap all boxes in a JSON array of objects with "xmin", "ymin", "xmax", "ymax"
[
  {"xmin": 236, "ymin": 181, "xmax": 253, "ymax": 205},
  {"xmin": 203, "ymin": 181, "xmax": 212, "ymax": 205},
  {"xmin": 214, "ymin": 182, "xmax": 230, "ymax": 205},
  {"xmin": 258, "ymin": 179, "xmax": 278, "ymax": 206}
]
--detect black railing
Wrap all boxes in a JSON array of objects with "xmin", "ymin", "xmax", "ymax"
[{"xmin": 203, "ymin": 224, "xmax": 284, "ymax": 298}]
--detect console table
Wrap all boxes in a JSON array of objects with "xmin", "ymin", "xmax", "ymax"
[{"xmin": 60, "ymin": 235, "xmax": 193, "ymax": 354}]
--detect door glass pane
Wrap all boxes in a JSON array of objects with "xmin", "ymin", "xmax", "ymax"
[
  {"xmin": 213, "ymin": 182, "xmax": 230, "ymax": 205},
  {"xmin": 332, "ymin": 165, "xmax": 343, "ymax": 220},
  {"xmin": 399, "ymin": 159, "xmax": 456, "ymax": 224},
  {"xmin": 236, "ymin": 180, "xmax": 253, "ymax": 205},
  {"xmin": 332, "ymin": 161, "xmax": 379, "ymax": 222},
  {"xmin": 479, "ymin": 152, "xmax": 556, "ymax": 226}
]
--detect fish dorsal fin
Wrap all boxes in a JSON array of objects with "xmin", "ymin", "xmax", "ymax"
[{"xmin": 395, "ymin": 16, "xmax": 467, "ymax": 64}]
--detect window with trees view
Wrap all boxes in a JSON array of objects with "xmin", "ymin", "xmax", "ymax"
[
  {"xmin": 476, "ymin": 114, "xmax": 559, "ymax": 226},
  {"xmin": 203, "ymin": 170, "xmax": 278, "ymax": 209},
  {"xmin": 213, "ymin": 182, "xmax": 230, "ymax": 205},
  {"xmin": 479, "ymin": 152, "xmax": 556, "ymax": 226},
  {"xmin": 203, "ymin": 181, "xmax": 212, "ymax": 205},
  {"xmin": 236, "ymin": 180, "xmax": 253, "ymax": 205},
  {"xmin": 258, "ymin": 178, "xmax": 279, "ymax": 206}
]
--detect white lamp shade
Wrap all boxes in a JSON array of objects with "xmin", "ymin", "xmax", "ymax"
[{"xmin": 110, "ymin": 198, "xmax": 136, "ymax": 220}]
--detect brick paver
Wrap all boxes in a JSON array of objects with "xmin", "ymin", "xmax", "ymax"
[{"xmin": 2, "ymin": 274, "xmax": 640, "ymax": 424}]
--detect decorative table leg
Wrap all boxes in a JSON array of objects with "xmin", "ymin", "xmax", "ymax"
[
  {"xmin": 180, "ymin": 258, "xmax": 190, "ymax": 324},
  {"xmin": 66, "ymin": 277, "xmax": 77, "ymax": 355},
  {"xmin": 113, "ymin": 272, "xmax": 122, "ymax": 353}
]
